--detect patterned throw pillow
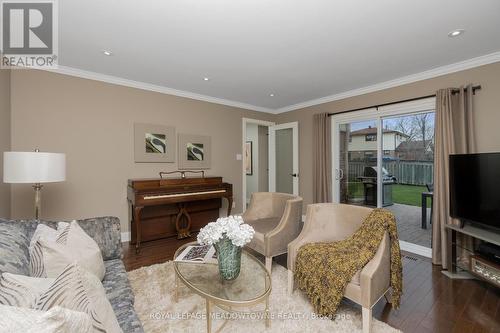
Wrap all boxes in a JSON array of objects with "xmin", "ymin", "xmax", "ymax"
[
  {"xmin": 30, "ymin": 221, "xmax": 105, "ymax": 280},
  {"xmin": 0, "ymin": 305, "xmax": 94, "ymax": 333},
  {"xmin": 29, "ymin": 224, "xmax": 64, "ymax": 277},
  {"xmin": 0, "ymin": 273, "xmax": 54, "ymax": 307},
  {"xmin": 34, "ymin": 263, "xmax": 122, "ymax": 333},
  {"xmin": 0, "ymin": 263, "xmax": 122, "ymax": 333},
  {"xmin": 29, "ymin": 223, "xmax": 68, "ymax": 251}
]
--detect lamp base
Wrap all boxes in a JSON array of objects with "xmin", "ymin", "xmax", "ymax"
[{"xmin": 33, "ymin": 183, "xmax": 43, "ymax": 220}]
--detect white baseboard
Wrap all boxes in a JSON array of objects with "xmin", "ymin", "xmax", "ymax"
[
  {"xmin": 399, "ymin": 240, "xmax": 431, "ymax": 258},
  {"xmin": 441, "ymin": 270, "xmax": 475, "ymax": 280},
  {"xmin": 121, "ymin": 232, "xmax": 130, "ymax": 243}
]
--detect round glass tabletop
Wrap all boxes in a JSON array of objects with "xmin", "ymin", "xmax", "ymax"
[{"xmin": 174, "ymin": 242, "xmax": 271, "ymax": 305}]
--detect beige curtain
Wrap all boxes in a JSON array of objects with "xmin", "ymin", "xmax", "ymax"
[
  {"xmin": 432, "ymin": 84, "xmax": 475, "ymax": 268},
  {"xmin": 313, "ymin": 113, "xmax": 332, "ymax": 203}
]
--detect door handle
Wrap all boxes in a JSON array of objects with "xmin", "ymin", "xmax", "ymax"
[
  {"xmin": 339, "ymin": 169, "xmax": 344, "ymax": 180},
  {"xmin": 290, "ymin": 173, "xmax": 298, "ymax": 177}
]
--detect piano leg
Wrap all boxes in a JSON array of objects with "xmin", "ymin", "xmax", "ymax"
[{"xmin": 134, "ymin": 206, "xmax": 144, "ymax": 254}]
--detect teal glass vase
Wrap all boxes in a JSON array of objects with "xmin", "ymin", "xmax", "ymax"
[{"xmin": 214, "ymin": 235, "xmax": 242, "ymax": 281}]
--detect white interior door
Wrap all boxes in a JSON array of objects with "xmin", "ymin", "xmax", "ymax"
[{"xmin": 269, "ymin": 122, "xmax": 299, "ymax": 195}]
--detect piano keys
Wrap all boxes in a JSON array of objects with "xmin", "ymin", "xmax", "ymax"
[
  {"xmin": 127, "ymin": 173, "xmax": 233, "ymax": 253},
  {"xmin": 142, "ymin": 189, "xmax": 227, "ymax": 201}
]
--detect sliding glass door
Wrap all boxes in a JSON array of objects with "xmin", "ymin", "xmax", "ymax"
[
  {"xmin": 336, "ymin": 119, "xmax": 380, "ymax": 207},
  {"xmin": 381, "ymin": 112, "xmax": 435, "ymax": 250},
  {"xmin": 332, "ymin": 98, "xmax": 436, "ymax": 255}
]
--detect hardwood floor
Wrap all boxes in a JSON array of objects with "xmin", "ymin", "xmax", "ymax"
[{"xmin": 122, "ymin": 238, "xmax": 500, "ymax": 333}]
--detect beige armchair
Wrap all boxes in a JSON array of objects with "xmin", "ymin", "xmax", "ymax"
[
  {"xmin": 243, "ymin": 192, "xmax": 303, "ymax": 274},
  {"xmin": 287, "ymin": 203, "xmax": 391, "ymax": 333}
]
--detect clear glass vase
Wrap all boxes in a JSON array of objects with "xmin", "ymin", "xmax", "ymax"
[{"xmin": 214, "ymin": 235, "xmax": 242, "ymax": 281}]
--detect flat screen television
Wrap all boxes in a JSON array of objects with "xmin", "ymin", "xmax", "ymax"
[{"xmin": 449, "ymin": 152, "xmax": 500, "ymax": 230}]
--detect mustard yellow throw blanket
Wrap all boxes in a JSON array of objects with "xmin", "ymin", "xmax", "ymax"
[{"xmin": 294, "ymin": 208, "xmax": 403, "ymax": 316}]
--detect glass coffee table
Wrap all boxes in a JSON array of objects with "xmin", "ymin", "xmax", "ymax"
[{"xmin": 173, "ymin": 242, "xmax": 272, "ymax": 333}]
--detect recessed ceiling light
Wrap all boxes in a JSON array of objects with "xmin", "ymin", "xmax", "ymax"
[
  {"xmin": 203, "ymin": 77, "xmax": 210, "ymax": 81},
  {"xmin": 102, "ymin": 50, "xmax": 113, "ymax": 56},
  {"xmin": 269, "ymin": 93, "xmax": 275, "ymax": 97},
  {"xmin": 448, "ymin": 29, "xmax": 465, "ymax": 38}
]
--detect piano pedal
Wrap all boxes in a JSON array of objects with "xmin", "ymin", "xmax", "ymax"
[{"xmin": 177, "ymin": 231, "xmax": 191, "ymax": 239}]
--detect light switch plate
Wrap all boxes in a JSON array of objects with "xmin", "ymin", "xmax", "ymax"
[{"xmin": 236, "ymin": 154, "xmax": 242, "ymax": 160}]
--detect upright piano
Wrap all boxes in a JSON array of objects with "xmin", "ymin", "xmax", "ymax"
[{"xmin": 127, "ymin": 172, "xmax": 233, "ymax": 253}]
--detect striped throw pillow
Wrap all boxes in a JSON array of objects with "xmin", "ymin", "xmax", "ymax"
[
  {"xmin": 0, "ymin": 305, "xmax": 94, "ymax": 333},
  {"xmin": 29, "ymin": 223, "xmax": 69, "ymax": 277},
  {"xmin": 34, "ymin": 263, "xmax": 122, "ymax": 333},
  {"xmin": 0, "ymin": 273, "xmax": 53, "ymax": 307},
  {"xmin": 30, "ymin": 221, "xmax": 105, "ymax": 280}
]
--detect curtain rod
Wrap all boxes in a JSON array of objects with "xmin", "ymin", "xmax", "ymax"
[{"xmin": 327, "ymin": 85, "xmax": 481, "ymax": 117}]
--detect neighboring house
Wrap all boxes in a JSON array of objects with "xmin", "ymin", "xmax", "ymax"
[
  {"xmin": 347, "ymin": 127, "xmax": 408, "ymax": 160},
  {"xmin": 396, "ymin": 140, "xmax": 434, "ymax": 161}
]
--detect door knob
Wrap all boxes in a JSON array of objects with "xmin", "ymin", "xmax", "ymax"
[{"xmin": 290, "ymin": 173, "xmax": 298, "ymax": 177}]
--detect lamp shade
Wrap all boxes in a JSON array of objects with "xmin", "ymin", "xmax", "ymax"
[{"xmin": 3, "ymin": 152, "xmax": 66, "ymax": 184}]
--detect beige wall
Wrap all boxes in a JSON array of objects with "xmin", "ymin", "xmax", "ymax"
[
  {"xmin": 8, "ymin": 61, "xmax": 500, "ymax": 228},
  {"xmin": 0, "ymin": 70, "xmax": 11, "ymax": 218},
  {"xmin": 10, "ymin": 70, "xmax": 273, "ymax": 233},
  {"xmin": 276, "ymin": 61, "xmax": 500, "ymax": 207}
]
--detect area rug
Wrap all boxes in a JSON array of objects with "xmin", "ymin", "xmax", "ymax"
[{"xmin": 128, "ymin": 261, "xmax": 401, "ymax": 333}]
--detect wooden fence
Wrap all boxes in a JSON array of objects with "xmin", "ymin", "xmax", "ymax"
[{"xmin": 347, "ymin": 161, "xmax": 434, "ymax": 186}]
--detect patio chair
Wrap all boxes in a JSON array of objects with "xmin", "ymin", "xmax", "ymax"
[{"xmin": 421, "ymin": 183, "xmax": 434, "ymax": 229}]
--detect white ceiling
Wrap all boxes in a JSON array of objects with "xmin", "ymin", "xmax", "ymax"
[{"xmin": 58, "ymin": 0, "xmax": 500, "ymax": 113}]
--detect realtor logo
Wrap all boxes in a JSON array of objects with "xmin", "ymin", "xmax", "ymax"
[{"xmin": 1, "ymin": 0, "xmax": 58, "ymax": 68}]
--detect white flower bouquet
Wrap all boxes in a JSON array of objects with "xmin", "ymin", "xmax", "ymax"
[{"xmin": 197, "ymin": 215, "xmax": 255, "ymax": 247}]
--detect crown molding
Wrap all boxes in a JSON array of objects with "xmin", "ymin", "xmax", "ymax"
[
  {"xmin": 36, "ymin": 51, "xmax": 500, "ymax": 115},
  {"xmin": 41, "ymin": 66, "xmax": 274, "ymax": 113},
  {"xmin": 275, "ymin": 51, "xmax": 500, "ymax": 114}
]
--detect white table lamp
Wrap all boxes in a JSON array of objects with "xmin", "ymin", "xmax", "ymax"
[{"xmin": 3, "ymin": 150, "xmax": 66, "ymax": 219}]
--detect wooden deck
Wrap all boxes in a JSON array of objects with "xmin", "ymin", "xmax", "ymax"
[{"xmin": 388, "ymin": 203, "xmax": 432, "ymax": 248}]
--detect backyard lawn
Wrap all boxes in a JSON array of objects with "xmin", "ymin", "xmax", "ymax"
[
  {"xmin": 392, "ymin": 184, "xmax": 427, "ymax": 207},
  {"xmin": 347, "ymin": 182, "xmax": 427, "ymax": 207}
]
